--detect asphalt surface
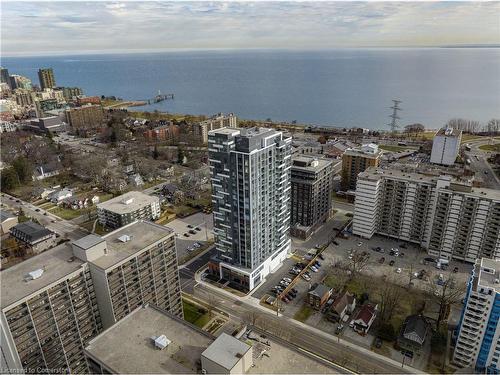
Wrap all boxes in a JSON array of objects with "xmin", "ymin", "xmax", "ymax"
[
  {"xmin": 193, "ymin": 284, "xmax": 413, "ymax": 374},
  {"xmin": 1, "ymin": 193, "xmax": 89, "ymax": 241},
  {"xmin": 179, "ymin": 246, "xmax": 217, "ymax": 294},
  {"xmin": 465, "ymin": 138, "xmax": 500, "ymax": 189}
]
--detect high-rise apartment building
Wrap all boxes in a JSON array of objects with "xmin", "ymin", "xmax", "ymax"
[
  {"xmin": 0, "ymin": 67, "xmax": 9, "ymax": 86},
  {"xmin": 453, "ymin": 258, "xmax": 500, "ymax": 373},
  {"xmin": 77, "ymin": 221, "xmax": 182, "ymax": 328},
  {"xmin": 60, "ymin": 87, "xmax": 83, "ymax": 101},
  {"xmin": 65, "ymin": 104, "xmax": 105, "ymax": 136},
  {"xmin": 341, "ymin": 143, "xmax": 380, "ymax": 191},
  {"xmin": 290, "ymin": 156, "xmax": 334, "ymax": 239},
  {"xmin": 1, "ymin": 244, "xmax": 103, "ymax": 374},
  {"xmin": 194, "ymin": 113, "xmax": 237, "ymax": 144},
  {"xmin": 353, "ymin": 167, "xmax": 500, "ymax": 263},
  {"xmin": 430, "ymin": 127, "xmax": 462, "ymax": 166},
  {"xmin": 208, "ymin": 127, "xmax": 292, "ymax": 291},
  {"xmin": 38, "ymin": 68, "xmax": 56, "ymax": 90},
  {"xmin": 9, "ymin": 75, "xmax": 32, "ymax": 91},
  {"xmin": 1, "ymin": 220, "xmax": 182, "ymax": 374}
]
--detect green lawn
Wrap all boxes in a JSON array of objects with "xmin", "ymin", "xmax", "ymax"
[
  {"xmin": 50, "ymin": 207, "xmax": 84, "ymax": 220},
  {"xmin": 479, "ymin": 143, "xmax": 500, "ymax": 152},
  {"xmin": 294, "ymin": 305, "xmax": 313, "ymax": 322},
  {"xmin": 183, "ymin": 300, "xmax": 211, "ymax": 328}
]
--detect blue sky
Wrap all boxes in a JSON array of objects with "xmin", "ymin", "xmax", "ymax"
[{"xmin": 2, "ymin": 1, "xmax": 499, "ymax": 56}]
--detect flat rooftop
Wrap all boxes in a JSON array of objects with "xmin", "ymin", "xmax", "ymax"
[
  {"xmin": 478, "ymin": 258, "xmax": 500, "ymax": 290},
  {"xmin": 97, "ymin": 191, "xmax": 158, "ymax": 214},
  {"xmin": 91, "ymin": 221, "xmax": 173, "ymax": 270},
  {"xmin": 85, "ymin": 305, "xmax": 213, "ymax": 374},
  {"xmin": 1, "ymin": 243, "xmax": 83, "ymax": 310},
  {"xmin": 436, "ymin": 127, "xmax": 462, "ymax": 137},
  {"xmin": 291, "ymin": 156, "xmax": 332, "ymax": 173},
  {"xmin": 72, "ymin": 234, "xmax": 105, "ymax": 250},
  {"xmin": 202, "ymin": 333, "xmax": 251, "ymax": 371},
  {"xmin": 344, "ymin": 148, "xmax": 380, "ymax": 158}
]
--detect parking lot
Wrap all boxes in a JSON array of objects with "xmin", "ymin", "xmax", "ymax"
[{"xmin": 165, "ymin": 212, "xmax": 214, "ymax": 261}]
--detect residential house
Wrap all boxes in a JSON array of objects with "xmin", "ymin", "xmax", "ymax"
[
  {"xmin": 307, "ymin": 284, "xmax": 332, "ymax": 310},
  {"xmin": 91, "ymin": 195, "xmax": 100, "ymax": 205},
  {"xmin": 162, "ymin": 183, "xmax": 178, "ymax": 201},
  {"xmin": 1, "ymin": 211, "xmax": 18, "ymax": 235},
  {"xmin": 48, "ymin": 188, "xmax": 73, "ymax": 203},
  {"xmin": 326, "ymin": 291, "xmax": 356, "ymax": 322},
  {"xmin": 61, "ymin": 196, "xmax": 90, "ymax": 210},
  {"xmin": 31, "ymin": 187, "xmax": 56, "ymax": 199},
  {"xmin": 128, "ymin": 173, "xmax": 144, "ymax": 188},
  {"xmin": 351, "ymin": 303, "xmax": 378, "ymax": 335},
  {"xmin": 397, "ymin": 315, "xmax": 430, "ymax": 358},
  {"xmin": 33, "ymin": 161, "xmax": 62, "ymax": 180},
  {"xmin": 9, "ymin": 221, "xmax": 56, "ymax": 254}
]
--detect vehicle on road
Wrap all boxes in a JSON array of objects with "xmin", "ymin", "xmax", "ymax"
[
  {"xmin": 51, "ymin": 220, "xmax": 56, "ymax": 223},
  {"xmin": 357, "ymin": 242, "xmax": 363, "ymax": 247},
  {"xmin": 374, "ymin": 337, "xmax": 383, "ymax": 348},
  {"xmin": 193, "ymin": 242, "xmax": 201, "ymax": 248},
  {"xmin": 187, "ymin": 224, "xmax": 194, "ymax": 228},
  {"xmin": 43, "ymin": 212, "xmax": 48, "ymax": 216},
  {"xmin": 184, "ymin": 233, "xmax": 190, "ymax": 237},
  {"xmin": 484, "ymin": 170, "xmax": 489, "ymax": 174},
  {"xmin": 396, "ymin": 268, "xmax": 402, "ymax": 273},
  {"xmin": 15, "ymin": 200, "xmax": 20, "ymax": 203},
  {"xmin": 35, "ymin": 208, "xmax": 40, "ymax": 212},
  {"xmin": 389, "ymin": 260, "xmax": 395, "ymax": 266}
]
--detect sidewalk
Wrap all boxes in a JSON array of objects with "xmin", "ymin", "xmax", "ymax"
[{"xmin": 193, "ymin": 270, "xmax": 423, "ymax": 374}]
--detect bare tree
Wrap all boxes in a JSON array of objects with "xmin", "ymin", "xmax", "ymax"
[
  {"xmin": 344, "ymin": 252, "xmax": 370, "ymax": 280},
  {"xmin": 243, "ymin": 311, "xmax": 261, "ymax": 327},
  {"xmin": 485, "ymin": 119, "xmax": 500, "ymax": 134},
  {"xmin": 428, "ymin": 274, "xmax": 466, "ymax": 328},
  {"xmin": 376, "ymin": 275, "xmax": 404, "ymax": 322},
  {"xmin": 446, "ymin": 118, "xmax": 481, "ymax": 134}
]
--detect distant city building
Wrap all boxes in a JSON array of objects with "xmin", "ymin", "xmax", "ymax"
[
  {"xmin": 341, "ymin": 143, "xmax": 380, "ymax": 190},
  {"xmin": 0, "ymin": 121, "xmax": 19, "ymax": 133},
  {"xmin": 9, "ymin": 75, "xmax": 32, "ymax": 90},
  {"xmin": 96, "ymin": 191, "xmax": 160, "ymax": 229},
  {"xmin": 30, "ymin": 115, "xmax": 66, "ymax": 133},
  {"xmin": 208, "ymin": 127, "xmax": 292, "ymax": 292},
  {"xmin": 34, "ymin": 98, "xmax": 63, "ymax": 118},
  {"xmin": 38, "ymin": 67, "xmax": 56, "ymax": 90},
  {"xmin": 60, "ymin": 86, "xmax": 83, "ymax": 100},
  {"xmin": 430, "ymin": 127, "xmax": 462, "ymax": 166},
  {"xmin": 290, "ymin": 156, "xmax": 334, "ymax": 239},
  {"xmin": 353, "ymin": 167, "xmax": 500, "ymax": 263},
  {"xmin": 76, "ymin": 96, "xmax": 101, "ymax": 106},
  {"xmin": 0, "ymin": 67, "xmax": 9, "ymax": 86},
  {"xmin": 9, "ymin": 221, "xmax": 56, "ymax": 254},
  {"xmin": 453, "ymin": 258, "xmax": 500, "ymax": 373},
  {"xmin": 13, "ymin": 89, "xmax": 34, "ymax": 106},
  {"xmin": 143, "ymin": 124, "xmax": 180, "ymax": 142},
  {"xmin": 194, "ymin": 113, "xmax": 237, "ymax": 144},
  {"xmin": 65, "ymin": 104, "xmax": 105, "ymax": 136}
]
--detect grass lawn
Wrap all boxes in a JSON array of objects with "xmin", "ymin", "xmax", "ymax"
[
  {"xmin": 479, "ymin": 143, "xmax": 500, "ymax": 152},
  {"xmin": 294, "ymin": 305, "xmax": 313, "ymax": 322},
  {"xmin": 50, "ymin": 207, "xmax": 84, "ymax": 220},
  {"xmin": 182, "ymin": 299, "xmax": 210, "ymax": 328},
  {"xmin": 98, "ymin": 193, "xmax": 114, "ymax": 203}
]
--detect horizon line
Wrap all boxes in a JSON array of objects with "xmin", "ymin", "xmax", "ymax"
[{"xmin": 2, "ymin": 44, "xmax": 500, "ymax": 58}]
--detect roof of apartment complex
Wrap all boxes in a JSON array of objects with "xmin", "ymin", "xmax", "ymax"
[
  {"xmin": 85, "ymin": 304, "xmax": 213, "ymax": 374},
  {"xmin": 10, "ymin": 221, "xmax": 54, "ymax": 242},
  {"xmin": 358, "ymin": 167, "xmax": 500, "ymax": 200},
  {"xmin": 435, "ymin": 127, "xmax": 462, "ymax": 137},
  {"xmin": 1, "ymin": 210, "xmax": 16, "ymax": 222},
  {"xmin": 475, "ymin": 258, "xmax": 500, "ymax": 290},
  {"xmin": 1, "ymin": 243, "xmax": 84, "ymax": 309},
  {"xmin": 90, "ymin": 220, "xmax": 173, "ymax": 270},
  {"xmin": 96, "ymin": 191, "xmax": 158, "ymax": 215},
  {"xmin": 291, "ymin": 156, "xmax": 332, "ymax": 173},
  {"xmin": 201, "ymin": 333, "xmax": 251, "ymax": 371}
]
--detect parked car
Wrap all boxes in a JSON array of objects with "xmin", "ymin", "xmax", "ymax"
[
  {"xmin": 189, "ymin": 229, "xmax": 197, "ymax": 234},
  {"xmin": 301, "ymin": 274, "xmax": 311, "ymax": 281},
  {"xmin": 35, "ymin": 208, "xmax": 40, "ymax": 212},
  {"xmin": 389, "ymin": 260, "xmax": 395, "ymax": 266},
  {"xmin": 187, "ymin": 224, "xmax": 194, "ymax": 228},
  {"xmin": 195, "ymin": 227, "xmax": 201, "ymax": 231},
  {"xmin": 453, "ymin": 267, "xmax": 459, "ymax": 273},
  {"xmin": 314, "ymin": 261, "xmax": 321, "ymax": 268},
  {"xmin": 396, "ymin": 268, "xmax": 402, "ymax": 273},
  {"xmin": 379, "ymin": 257, "xmax": 385, "ymax": 264},
  {"xmin": 283, "ymin": 278, "xmax": 292, "ymax": 283},
  {"xmin": 357, "ymin": 242, "xmax": 363, "ymax": 247},
  {"xmin": 193, "ymin": 242, "xmax": 201, "ymax": 248},
  {"xmin": 310, "ymin": 266, "xmax": 319, "ymax": 273},
  {"xmin": 374, "ymin": 337, "xmax": 383, "ymax": 348},
  {"xmin": 318, "ymin": 254, "xmax": 325, "ymax": 260},
  {"xmin": 184, "ymin": 233, "xmax": 190, "ymax": 237}
]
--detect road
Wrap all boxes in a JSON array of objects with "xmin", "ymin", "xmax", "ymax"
[
  {"xmin": 465, "ymin": 138, "xmax": 500, "ymax": 189},
  {"xmin": 192, "ymin": 283, "xmax": 413, "ymax": 374},
  {"xmin": 1, "ymin": 193, "xmax": 89, "ymax": 241}
]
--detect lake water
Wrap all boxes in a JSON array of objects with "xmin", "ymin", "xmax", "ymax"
[{"xmin": 3, "ymin": 48, "xmax": 499, "ymax": 129}]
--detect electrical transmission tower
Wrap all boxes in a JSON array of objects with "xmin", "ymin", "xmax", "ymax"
[{"xmin": 387, "ymin": 99, "xmax": 402, "ymax": 133}]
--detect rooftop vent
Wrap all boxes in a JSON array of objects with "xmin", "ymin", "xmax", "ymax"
[
  {"xmin": 151, "ymin": 335, "xmax": 171, "ymax": 350},
  {"xmin": 495, "ymin": 279, "xmax": 500, "ymax": 284},
  {"xmin": 123, "ymin": 197, "xmax": 134, "ymax": 205},
  {"xmin": 24, "ymin": 269, "xmax": 44, "ymax": 282},
  {"xmin": 118, "ymin": 234, "xmax": 131, "ymax": 243}
]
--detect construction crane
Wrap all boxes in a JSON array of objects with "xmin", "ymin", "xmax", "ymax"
[{"xmin": 387, "ymin": 99, "xmax": 402, "ymax": 133}]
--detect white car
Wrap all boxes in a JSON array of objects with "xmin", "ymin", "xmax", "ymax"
[
  {"xmin": 396, "ymin": 268, "xmax": 402, "ymax": 273},
  {"xmin": 301, "ymin": 274, "xmax": 311, "ymax": 281},
  {"xmin": 310, "ymin": 266, "xmax": 319, "ymax": 273},
  {"xmin": 193, "ymin": 242, "xmax": 201, "ymax": 248},
  {"xmin": 357, "ymin": 242, "xmax": 363, "ymax": 247},
  {"xmin": 282, "ymin": 278, "xmax": 292, "ymax": 283}
]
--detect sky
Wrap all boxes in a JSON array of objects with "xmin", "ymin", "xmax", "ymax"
[{"xmin": 1, "ymin": 1, "xmax": 500, "ymax": 56}]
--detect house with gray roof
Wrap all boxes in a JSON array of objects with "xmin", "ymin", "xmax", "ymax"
[
  {"xmin": 9, "ymin": 221, "xmax": 56, "ymax": 254},
  {"xmin": 397, "ymin": 315, "xmax": 430, "ymax": 357}
]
